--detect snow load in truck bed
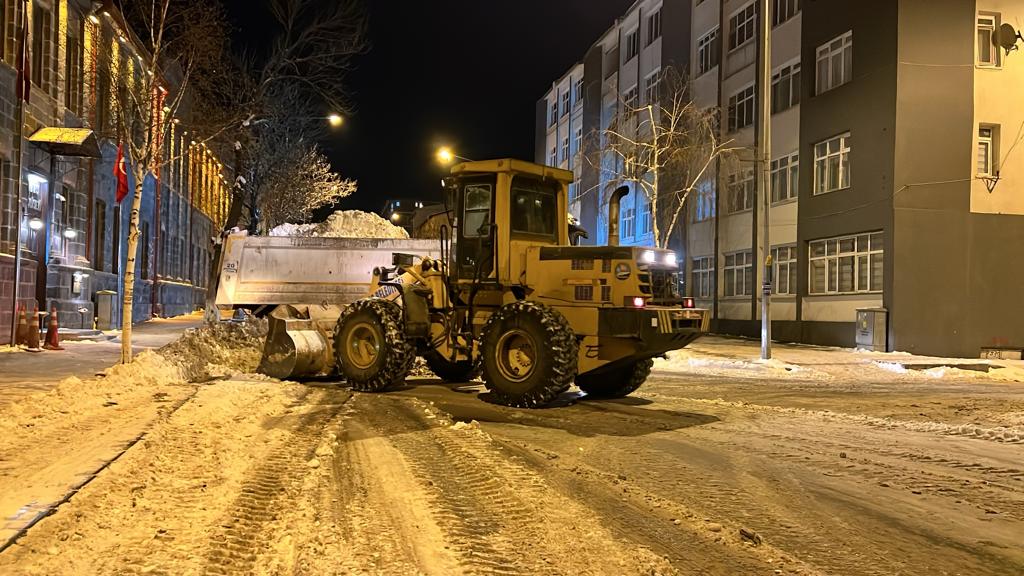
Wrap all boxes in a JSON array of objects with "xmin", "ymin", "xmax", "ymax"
[{"xmin": 269, "ymin": 210, "xmax": 409, "ymax": 239}]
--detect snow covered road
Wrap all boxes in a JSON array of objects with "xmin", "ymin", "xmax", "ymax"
[{"xmin": 1, "ymin": 330, "xmax": 1022, "ymax": 574}]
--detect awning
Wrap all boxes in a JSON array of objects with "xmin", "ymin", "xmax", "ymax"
[{"xmin": 28, "ymin": 127, "xmax": 102, "ymax": 158}]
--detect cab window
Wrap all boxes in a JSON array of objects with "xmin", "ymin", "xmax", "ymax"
[
  {"xmin": 510, "ymin": 176, "xmax": 557, "ymax": 239},
  {"xmin": 463, "ymin": 184, "xmax": 492, "ymax": 237}
]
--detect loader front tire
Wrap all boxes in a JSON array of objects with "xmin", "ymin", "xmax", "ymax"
[
  {"xmin": 576, "ymin": 358, "xmax": 654, "ymax": 398},
  {"xmin": 480, "ymin": 301, "xmax": 578, "ymax": 408},
  {"xmin": 423, "ymin": 351, "xmax": 481, "ymax": 382},
  {"xmin": 334, "ymin": 299, "xmax": 413, "ymax": 392}
]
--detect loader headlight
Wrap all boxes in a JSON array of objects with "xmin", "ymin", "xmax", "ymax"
[
  {"xmin": 640, "ymin": 250, "xmax": 656, "ymax": 264},
  {"xmin": 664, "ymin": 252, "xmax": 678, "ymax": 267}
]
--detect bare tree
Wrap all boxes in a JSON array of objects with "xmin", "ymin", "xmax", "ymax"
[
  {"xmin": 586, "ymin": 67, "xmax": 738, "ymax": 248},
  {"xmin": 257, "ymin": 145, "xmax": 357, "ymax": 232},
  {"xmin": 96, "ymin": 0, "xmax": 238, "ymax": 363},
  {"xmin": 228, "ymin": 0, "xmax": 368, "ymax": 233}
]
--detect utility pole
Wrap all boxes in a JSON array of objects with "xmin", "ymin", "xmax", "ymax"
[{"xmin": 757, "ymin": 0, "xmax": 772, "ymax": 359}]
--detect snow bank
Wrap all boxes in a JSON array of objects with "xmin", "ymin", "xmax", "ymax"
[
  {"xmin": 656, "ymin": 348, "xmax": 828, "ymax": 380},
  {"xmin": 269, "ymin": 210, "xmax": 408, "ymax": 239},
  {"xmin": 159, "ymin": 318, "xmax": 268, "ymax": 381},
  {"xmin": 0, "ymin": 350, "xmax": 185, "ymax": 441}
]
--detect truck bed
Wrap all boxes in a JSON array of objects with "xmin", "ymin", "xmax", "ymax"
[{"xmin": 214, "ymin": 234, "xmax": 442, "ymax": 308}]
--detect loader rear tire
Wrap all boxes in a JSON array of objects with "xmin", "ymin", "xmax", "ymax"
[
  {"xmin": 334, "ymin": 298, "xmax": 413, "ymax": 392},
  {"xmin": 423, "ymin": 351, "xmax": 481, "ymax": 382},
  {"xmin": 480, "ymin": 301, "xmax": 578, "ymax": 408},
  {"xmin": 576, "ymin": 358, "xmax": 654, "ymax": 398}
]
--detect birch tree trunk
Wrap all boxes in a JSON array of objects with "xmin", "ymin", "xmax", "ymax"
[{"xmin": 120, "ymin": 167, "xmax": 146, "ymax": 364}]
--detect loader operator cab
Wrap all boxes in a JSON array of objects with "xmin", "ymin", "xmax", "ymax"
[{"xmin": 446, "ymin": 159, "xmax": 567, "ymax": 283}]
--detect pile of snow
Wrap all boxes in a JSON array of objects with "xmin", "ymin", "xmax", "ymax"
[
  {"xmin": 159, "ymin": 317, "xmax": 268, "ymax": 382},
  {"xmin": 269, "ymin": 210, "xmax": 409, "ymax": 239},
  {"xmin": 656, "ymin": 348, "xmax": 828, "ymax": 380}
]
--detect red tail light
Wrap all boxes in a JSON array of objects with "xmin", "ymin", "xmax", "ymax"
[
  {"xmin": 682, "ymin": 297, "xmax": 695, "ymax": 309},
  {"xmin": 631, "ymin": 296, "xmax": 646, "ymax": 308}
]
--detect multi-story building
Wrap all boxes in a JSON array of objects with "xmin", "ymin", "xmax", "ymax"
[
  {"xmin": 537, "ymin": 0, "xmax": 1024, "ymax": 357},
  {"xmin": 0, "ymin": 0, "xmax": 230, "ymax": 344}
]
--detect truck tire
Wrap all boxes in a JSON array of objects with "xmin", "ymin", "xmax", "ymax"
[
  {"xmin": 334, "ymin": 299, "xmax": 413, "ymax": 392},
  {"xmin": 423, "ymin": 351, "xmax": 481, "ymax": 382},
  {"xmin": 480, "ymin": 301, "xmax": 578, "ymax": 408},
  {"xmin": 576, "ymin": 358, "xmax": 654, "ymax": 398}
]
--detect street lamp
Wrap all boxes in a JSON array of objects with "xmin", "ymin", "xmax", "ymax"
[
  {"xmin": 327, "ymin": 114, "xmax": 343, "ymax": 127},
  {"xmin": 436, "ymin": 146, "xmax": 473, "ymax": 165}
]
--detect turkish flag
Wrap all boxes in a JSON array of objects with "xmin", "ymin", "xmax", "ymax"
[{"xmin": 114, "ymin": 142, "xmax": 129, "ymax": 203}]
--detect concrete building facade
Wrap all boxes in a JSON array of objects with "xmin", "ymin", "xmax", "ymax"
[
  {"xmin": 0, "ymin": 0, "xmax": 230, "ymax": 345},
  {"xmin": 536, "ymin": 0, "xmax": 1024, "ymax": 357}
]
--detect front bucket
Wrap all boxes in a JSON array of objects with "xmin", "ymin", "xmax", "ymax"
[{"xmin": 258, "ymin": 306, "xmax": 332, "ymax": 379}]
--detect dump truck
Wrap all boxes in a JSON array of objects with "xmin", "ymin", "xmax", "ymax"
[{"xmin": 218, "ymin": 159, "xmax": 709, "ymax": 407}]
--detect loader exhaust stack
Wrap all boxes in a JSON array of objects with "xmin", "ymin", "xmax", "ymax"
[{"xmin": 607, "ymin": 185, "xmax": 630, "ymax": 247}]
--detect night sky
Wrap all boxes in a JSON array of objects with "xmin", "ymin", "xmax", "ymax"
[{"xmin": 222, "ymin": 0, "xmax": 634, "ymax": 214}]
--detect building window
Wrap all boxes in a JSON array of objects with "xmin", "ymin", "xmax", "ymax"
[
  {"xmin": 978, "ymin": 14, "xmax": 1000, "ymax": 67},
  {"xmin": 692, "ymin": 256, "xmax": 714, "ymax": 299},
  {"xmin": 140, "ymin": 222, "xmax": 150, "ymax": 280},
  {"xmin": 729, "ymin": 3, "xmax": 756, "ymax": 51},
  {"xmin": 65, "ymin": 11, "xmax": 84, "ymax": 115},
  {"xmin": 813, "ymin": 133, "xmax": 851, "ymax": 194},
  {"xmin": 771, "ymin": 61, "xmax": 800, "ymax": 114},
  {"xmin": 622, "ymin": 206, "xmax": 636, "ymax": 239},
  {"xmin": 809, "ymin": 232, "xmax": 883, "ymax": 294},
  {"xmin": 93, "ymin": 199, "xmax": 106, "ymax": 272},
  {"xmin": 31, "ymin": 1, "xmax": 54, "ymax": 91},
  {"xmin": 574, "ymin": 77, "xmax": 584, "ymax": 104},
  {"xmin": 574, "ymin": 127, "xmax": 582, "ymax": 158},
  {"xmin": 726, "ymin": 166, "xmax": 754, "ymax": 213},
  {"xmin": 643, "ymin": 69, "xmax": 661, "ymax": 104},
  {"xmin": 549, "ymin": 100, "xmax": 557, "ymax": 127},
  {"xmin": 694, "ymin": 178, "xmax": 716, "ymax": 222},
  {"xmin": 697, "ymin": 28, "xmax": 721, "ymax": 76},
  {"xmin": 646, "ymin": 8, "xmax": 662, "ymax": 46},
  {"xmin": 549, "ymin": 145, "xmax": 557, "ymax": 166},
  {"xmin": 724, "ymin": 251, "xmax": 753, "ymax": 297},
  {"xmin": 727, "ymin": 85, "xmax": 755, "ymax": 132},
  {"xmin": 571, "ymin": 179, "xmax": 581, "ymax": 203},
  {"xmin": 771, "ymin": 152, "xmax": 799, "ymax": 203},
  {"xmin": 561, "ymin": 90, "xmax": 571, "ymax": 116},
  {"xmin": 978, "ymin": 125, "xmax": 999, "ymax": 176},
  {"xmin": 625, "ymin": 28, "xmax": 639, "ymax": 61},
  {"xmin": 773, "ymin": 0, "xmax": 800, "ymax": 27},
  {"xmin": 640, "ymin": 197, "xmax": 652, "ymax": 235},
  {"xmin": 561, "ymin": 136, "xmax": 570, "ymax": 163},
  {"xmin": 816, "ymin": 31, "xmax": 853, "ymax": 94},
  {"xmin": 623, "ymin": 84, "xmax": 639, "ymax": 109},
  {"xmin": 772, "ymin": 246, "xmax": 797, "ymax": 295},
  {"xmin": 112, "ymin": 205, "xmax": 121, "ymax": 275}
]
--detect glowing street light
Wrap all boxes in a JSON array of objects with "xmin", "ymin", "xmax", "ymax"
[
  {"xmin": 436, "ymin": 147, "xmax": 454, "ymax": 164},
  {"xmin": 327, "ymin": 114, "xmax": 343, "ymax": 127},
  {"xmin": 436, "ymin": 147, "xmax": 473, "ymax": 165}
]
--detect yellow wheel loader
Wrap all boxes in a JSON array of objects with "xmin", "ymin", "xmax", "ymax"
[{"xmin": 331, "ymin": 158, "xmax": 709, "ymax": 407}]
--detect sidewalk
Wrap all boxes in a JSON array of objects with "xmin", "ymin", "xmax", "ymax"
[
  {"xmin": 655, "ymin": 335, "xmax": 1024, "ymax": 383},
  {"xmin": 0, "ymin": 313, "xmax": 203, "ymax": 407}
]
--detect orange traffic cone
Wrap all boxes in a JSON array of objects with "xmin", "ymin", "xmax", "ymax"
[
  {"xmin": 26, "ymin": 305, "xmax": 42, "ymax": 352},
  {"xmin": 44, "ymin": 306, "xmax": 64, "ymax": 351},
  {"xmin": 15, "ymin": 303, "xmax": 28, "ymax": 346}
]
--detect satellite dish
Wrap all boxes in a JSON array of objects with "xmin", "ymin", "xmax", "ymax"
[{"xmin": 996, "ymin": 23, "xmax": 1021, "ymax": 54}]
